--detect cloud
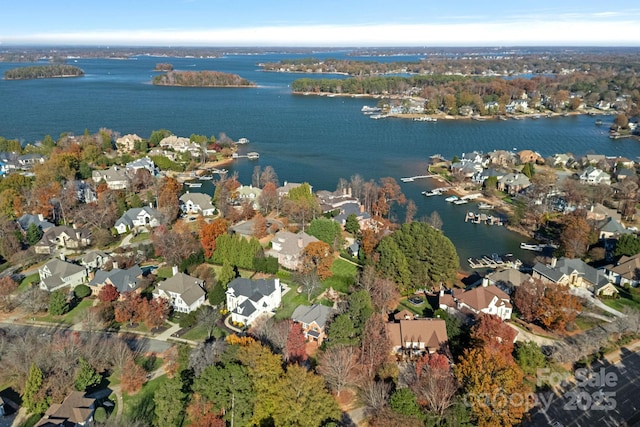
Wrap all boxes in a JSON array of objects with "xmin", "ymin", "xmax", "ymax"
[{"xmin": 2, "ymin": 19, "xmax": 640, "ymax": 46}]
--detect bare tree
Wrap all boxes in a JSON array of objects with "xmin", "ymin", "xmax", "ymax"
[
  {"xmin": 317, "ymin": 345, "xmax": 361, "ymax": 396},
  {"xmin": 358, "ymin": 379, "xmax": 391, "ymax": 413},
  {"xmin": 189, "ymin": 340, "xmax": 227, "ymax": 376},
  {"xmin": 294, "ymin": 269, "xmax": 322, "ymax": 302},
  {"xmin": 196, "ymin": 306, "xmax": 221, "ymax": 340}
]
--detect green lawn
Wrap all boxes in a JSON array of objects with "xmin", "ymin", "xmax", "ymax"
[
  {"xmin": 123, "ymin": 375, "xmax": 168, "ymax": 423},
  {"xmin": 275, "ymin": 289, "xmax": 309, "ymax": 320},
  {"xmin": 35, "ymin": 298, "xmax": 94, "ymax": 324},
  {"xmin": 601, "ymin": 286, "xmax": 640, "ymax": 312},
  {"xmin": 19, "ymin": 273, "xmax": 40, "ymax": 292},
  {"xmin": 130, "ymin": 232, "xmax": 150, "ymax": 243},
  {"xmin": 323, "ymin": 258, "xmax": 359, "ymax": 293},
  {"xmin": 574, "ymin": 315, "xmax": 604, "ymax": 331},
  {"xmin": 398, "ymin": 298, "xmax": 432, "ymax": 316}
]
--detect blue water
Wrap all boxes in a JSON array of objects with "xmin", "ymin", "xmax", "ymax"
[{"xmin": 1, "ymin": 53, "xmax": 637, "ymax": 268}]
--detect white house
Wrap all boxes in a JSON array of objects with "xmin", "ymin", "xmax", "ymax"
[
  {"xmin": 579, "ymin": 166, "xmax": 611, "ymax": 185},
  {"xmin": 126, "ymin": 156, "xmax": 155, "ymax": 175},
  {"xmin": 440, "ymin": 283, "xmax": 513, "ymax": 321},
  {"xmin": 226, "ymin": 277, "xmax": 282, "ymax": 325},
  {"xmin": 114, "ymin": 206, "xmax": 163, "ymax": 234},
  {"xmin": 38, "ymin": 258, "xmax": 88, "ymax": 292},
  {"xmin": 179, "ymin": 192, "xmax": 216, "ymax": 216},
  {"xmin": 154, "ymin": 267, "xmax": 206, "ymax": 313},
  {"xmin": 236, "ymin": 185, "xmax": 262, "ymax": 210}
]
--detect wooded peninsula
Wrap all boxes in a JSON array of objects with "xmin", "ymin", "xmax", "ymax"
[
  {"xmin": 4, "ymin": 64, "xmax": 84, "ymax": 80},
  {"xmin": 152, "ymin": 70, "xmax": 256, "ymax": 87}
]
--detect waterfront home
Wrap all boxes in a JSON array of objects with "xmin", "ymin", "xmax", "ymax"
[
  {"xmin": 532, "ymin": 257, "xmax": 616, "ymax": 296},
  {"xmin": 38, "ymin": 257, "xmax": 88, "ymax": 292},
  {"xmin": 18, "ymin": 153, "xmax": 46, "ymax": 167},
  {"xmin": 579, "ymin": 166, "xmax": 611, "ymax": 185},
  {"xmin": 115, "ymin": 133, "xmax": 142, "ymax": 153},
  {"xmin": 333, "ymin": 202, "xmax": 376, "ymax": 230},
  {"xmin": 483, "ymin": 268, "xmax": 534, "ymax": 295},
  {"xmin": 226, "ymin": 277, "xmax": 282, "ymax": 325},
  {"xmin": 487, "ymin": 150, "xmax": 516, "ymax": 168},
  {"xmin": 154, "ymin": 267, "xmax": 206, "ymax": 314},
  {"xmin": 91, "ymin": 165, "xmax": 129, "ymax": 190},
  {"xmin": 385, "ymin": 318, "xmax": 448, "ymax": 355},
  {"xmin": 34, "ymin": 391, "xmax": 95, "ymax": 427},
  {"xmin": 316, "ymin": 188, "xmax": 358, "ymax": 213},
  {"xmin": 472, "ymin": 167, "xmax": 507, "ymax": 185},
  {"xmin": 497, "ymin": 173, "xmax": 531, "ymax": 194},
  {"xmin": 277, "ymin": 181, "xmax": 311, "ymax": 197},
  {"xmin": 180, "ymin": 192, "xmax": 216, "ymax": 216},
  {"xmin": 236, "ymin": 185, "xmax": 262, "ymax": 210},
  {"xmin": 267, "ymin": 230, "xmax": 319, "ymax": 270},
  {"xmin": 553, "ymin": 153, "xmax": 574, "ymax": 167},
  {"xmin": 506, "ymin": 99, "xmax": 529, "ymax": 114},
  {"xmin": 34, "ymin": 225, "xmax": 91, "ymax": 255},
  {"xmin": 517, "ymin": 149, "xmax": 544, "ymax": 165},
  {"xmin": 89, "ymin": 264, "xmax": 144, "ymax": 295},
  {"xmin": 291, "ymin": 303, "xmax": 334, "ymax": 343},
  {"xmin": 439, "ymin": 282, "xmax": 513, "ymax": 321},
  {"xmin": 126, "ymin": 156, "xmax": 156, "ymax": 176},
  {"xmin": 114, "ymin": 206, "xmax": 163, "ymax": 234},
  {"xmin": 615, "ymin": 168, "xmax": 636, "ymax": 181},
  {"xmin": 159, "ymin": 135, "xmax": 201, "ymax": 157}
]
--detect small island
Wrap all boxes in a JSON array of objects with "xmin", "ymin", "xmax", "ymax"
[
  {"xmin": 154, "ymin": 63, "xmax": 174, "ymax": 72},
  {"xmin": 152, "ymin": 70, "xmax": 256, "ymax": 87},
  {"xmin": 4, "ymin": 64, "xmax": 84, "ymax": 80}
]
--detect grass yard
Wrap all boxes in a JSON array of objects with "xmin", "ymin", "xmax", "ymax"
[
  {"xmin": 19, "ymin": 273, "xmax": 40, "ymax": 292},
  {"xmin": 35, "ymin": 298, "xmax": 94, "ymax": 324},
  {"xmin": 601, "ymin": 286, "xmax": 640, "ymax": 312},
  {"xmin": 274, "ymin": 289, "xmax": 309, "ymax": 320},
  {"xmin": 130, "ymin": 232, "xmax": 150, "ymax": 243},
  {"xmin": 397, "ymin": 297, "xmax": 432, "ymax": 316},
  {"xmin": 574, "ymin": 315, "xmax": 604, "ymax": 331},
  {"xmin": 323, "ymin": 258, "xmax": 359, "ymax": 293},
  {"xmin": 122, "ymin": 375, "xmax": 168, "ymax": 423}
]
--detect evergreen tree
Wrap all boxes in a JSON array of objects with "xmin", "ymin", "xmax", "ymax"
[
  {"xmin": 23, "ymin": 363, "xmax": 48, "ymax": 414},
  {"xmin": 26, "ymin": 223, "xmax": 43, "ymax": 246},
  {"xmin": 344, "ymin": 213, "xmax": 360, "ymax": 236},
  {"xmin": 74, "ymin": 357, "xmax": 102, "ymax": 391},
  {"xmin": 49, "ymin": 290, "xmax": 69, "ymax": 316},
  {"xmin": 154, "ymin": 377, "xmax": 186, "ymax": 427}
]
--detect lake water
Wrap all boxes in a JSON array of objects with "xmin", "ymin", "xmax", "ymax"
[{"xmin": 2, "ymin": 53, "xmax": 638, "ymax": 269}]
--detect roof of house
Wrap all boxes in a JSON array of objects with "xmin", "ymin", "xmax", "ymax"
[
  {"xmin": 89, "ymin": 265, "xmax": 143, "ymax": 293},
  {"xmin": 157, "ymin": 272, "xmax": 205, "ymax": 306},
  {"xmin": 269, "ymin": 231, "xmax": 318, "ymax": 257},
  {"xmin": 498, "ymin": 172, "xmax": 531, "ymax": 187},
  {"xmin": 608, "ymin": 254, "xmax": 640, "ymax": 280},
  {"xmin": 115, "ymin": 206, "xmax": 162, "ymax": 228},
  {"xmin": 291, "ymin": 303, "xmax": 334, "ymax": 328},
  {"xmin": 227, "ymin": 277, "xmax": 278, "ymax": 299},
  {"xmin": 35, "ymin": 391, "xmax": 95, "ymax": 427},
  {"xmin": 386, "ymin": 318, "xmax": 448, "ymax": 351},
  {"xmin": 180, "ymin": 192, "xmax": 215, "ymax": 210},
  {"xmin": 486, "ymin": 268, "xmax": 531, "ymax": 288},
  {"xmin": 598, "ymin": 217, "xmax": 630, "ymax": 235},
  {"xmin": 533, "ymin": 257, "xmax": 609, "ymax": 287},
  {"xmin": 457, "ymin": 285, "xmax": 512, "ymax": 311},
  {"xmin": 79, "ymin": 250, "xmax": 109, "ymax": 265},
  {"xmin": 17, "ymin": 214, "xmax": 54, "ymax": 231},
  {"xmin": 42, "ymin": 258, "xmax": 85, "ymax": 278},
  {"xmin": 40, "ymin": 225, "xmax": 89, "ymax": 243},
  {"xmin": 91, "ymin": 165, "xmax": 128, "ymax": 182}
]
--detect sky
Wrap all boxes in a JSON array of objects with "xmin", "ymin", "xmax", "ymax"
[{"xmin": 1, "ymin": 1, "xmax": 639, "ymax": 47}]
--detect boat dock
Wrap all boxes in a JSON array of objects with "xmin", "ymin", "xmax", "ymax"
[
  {"xmin": 400, "ymin": 173, "xmax": 445, "ymax": 183},
  {"xmin": 465, "ymin": 211, "xmax": 504, "ymax": 225},
  {"xmin": 468, "ymin": 253, "xmax": 522, "ymax": 269}
]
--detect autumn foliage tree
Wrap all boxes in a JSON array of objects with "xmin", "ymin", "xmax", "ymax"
[
  {"xmin": 559, "ymin": 209, "xmax": 594, "ymax": 258},
  {"xmin": 199, "ymin": 218, "xmax": 228, "ymax": 259},
  {"xmin": 470, "ymin": 314, "xmax": 517, "ymax": 358},
  {"xmin": 406, "ymin": 352, "xmax": 458, "ymax": 418},
  {"xmin": 0, "ymin": 276, "xmax": 18, "ymax": 311},
  {"xmin": 120, "ymin": 358, "xmax": 147, "ymax": 394},
  {"xmin": 514, "ymin": 279, "xmax": 581, "ymax": 332},
  {"xmin": 98, "ymin": 284, "xmax": 120, "ymax": 304},
  {"xmin": 300, "ymin": 240, "xmax": 334, "ymax": 280}
]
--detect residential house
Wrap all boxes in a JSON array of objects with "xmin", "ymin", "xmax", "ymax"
[
  {"xmin": 487, "ymin": 150, "xmax": 516, "ymax": 168},
  {"xmin": 67, "ymin": 180, "xmax": 97, "ymax": 204},
  {"xmin": 485, "ymin": 101, "xmax": 500, "ymax": 114},
  {"xmin": 317, "ymin": 189, "xmax": 358, "ymax": 214},
  {"xmin": 473, "ymin": 168, "xmax": 507, "ymax": 185},
  {"xmin": 0, "ymin": 152, "xmax": 19, "ymax": 174},
  {"xmin": 266, "ymin": 231, "xmax": 319, "ymax": 270},
  {"xmin": 497, "ymin": 173, "xmax": 531, "ymax": 194},
  {"xmin": 291, "ymin": 303, "xmax": 334, "ymax": 343},
  {"xmin": 236, "ymin": 185, "xmax": 262, "ymax": 210},
  {"xmin": 34, "ymin": 391, "xmax": 95, "ymax": 427},
  {"xmin": 180, "ymin": 192, "xmax": 216, "ymax": 216},
  {"xmin": 226, "ymin": 277, "xmax": 282, "ymax": 325},
  {"xmin": 17, "ymin": 213, "xmax": 54, "ymax": 233},
  {"xmin": 38, "ymin": 258, "xmax": 88, "ymax": 292},
  {"xmin": 159, "ymin": 135, "xmax": 201, "ymax": 157},
  {"xmin": 89, "ymin": 265, "xmax": 144, "ymax": 295},
  {"xmin": 114, "ymin": 206, "xmax": 163, "ymax": 234},
  {"xmin": 604, "ymin": 254, "xmax": 640, "ymax": 288},
  {"xmin": 616, "ymin": 168, "xmax": 636, "ymax": 181},
  {"xmin": 451, "ymin": 161, "xmax": 482, "ymax": 179},
  {"xmin": 553, "ymin": 153, "xmax": 574, "ymax": 168},
  {"xmin": 154, "ymin": 267, "xmax": 206, "ymax": 313},
  {"xmin": 584, "ymin": 154, "xmax": 606, "ymax": 167},
  {"xmin": 579, "ymin": 167, "xmax": 611, "ymax": 185},
  {"xmin": 517, "ymin": 150, "xmax": 544, "ymax": 165},
  {"xmin": 34, "ymin": 226, "xmax": 91, "ymax": 255},
  {"xmin": 385, "ymin": 318, "xmax": 448, "ymax": 354},
  {"xmin": 18, "ymin": 153, "xmax": 46, "ymax": 168},
  {"xmin": 79, "ymin": 250, "xmax": 110, "ymax": 270},
  {"xmin": 277, "ymin": 181, "xmax": 310, "ymax": 198},
  {"xmin": 91, "ymin": 165, "xmax": 129, "ymax": 190},
  {"xmin": 126, "ymin": 156, "xmax": 156, "ymax": 176},
  {"xmin": 597, "ymin": 217, "xmax": 631, "ymax": 240},
  {"xmin": 484, "ymin": 268, "xmax": 533, "ymax": 295},
  {"xmin": 333, "ymin": 202, "xmax": 376, "ymax": 230},
  {"xmin": 115, "ymin": 133, "xmax": 142, "ymax": 153},
  {"xmin": 533, "ymin": 257, "xmax": 617, "ymax": 296},
  {"xmin": 506, "ymin": 99, "xmax": 529, "ymax": 114},
  {"xmin": 439, "ymin": 280, "xmax": 513, "ymax": 320},
  {"xmin": 607, "ymin": 156, "xmax": 634, "ymax": 169},
  {"xmin": 595, "ymin": 100, "xmax": 612, "ymax": 110}
]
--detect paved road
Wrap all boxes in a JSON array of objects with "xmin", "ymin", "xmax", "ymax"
[{"xmin": 527, "ymin": 343, "xmax": 640, "ymax": 426}]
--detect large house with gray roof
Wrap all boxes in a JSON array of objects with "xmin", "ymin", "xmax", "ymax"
[
  {"xmin": 38, "ymin": 258, "xmax": 87, "ymax": 292},
  {"xmin": 34, "ymin": 225, "xmax": 91, "ymax": 255},
  {"xmin": 91, "ymin": 165, "xmax": 129, "ymax": 190},
  {"xmin": 154, "ymin": 268, "xmax": 206, "ymax": 313},
  {"xmin": 180, "ymin": 192, "xmax": 216, "ymax": 216},
  {"xmin": 114, "ymin": 206, "xmax": 163, "ymax": 234},
  {"xmin": 533, "ymin": 257, "xmax": 617, "ymax": 296},
  {"xmin": 226, "ymin": 277, "xmax": 282, "ymax": 325},
  {"xmin": 89, "ymin": 265, "xmax": 144, "ymax": 295},
  {"xmin": 266, "ymin": 231, "xmax": 318, "ymax": 270}
]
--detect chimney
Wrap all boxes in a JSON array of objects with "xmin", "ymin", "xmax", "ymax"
[
  {"xmin": 482, "ymin": 277, "xmax": 489, "ymax": 287},
  {"xmin": 348, "ymin": 187, "xmax": 352, "ymax": 197},
  {"xmin": 38, "ymin": 213, "xmax": 44, "ymax": 221},
  {"xmin": 297, "ymin": 237, "xmax": 304, "ymax": 248},
  {"xmin": 172, "ymin": 265, "xmax": 179, "ymax": 276},
  {"xmin": 550, "ymin": 257, "xmax": 557, "ymax": 268},
  {"xmin": 59, "ymin": 253, "xmax": 66, "ymax": 261},
  {"xmin": 439, "ymin": 289, "xmax": 444, "ymax": 297},
  {"xmin": 72, "ymin": 222, "xmax": 77, "ymax": 230},
  {"xmin": 112, "ymin": 260, "xmax": 119, "ymax": 270}
]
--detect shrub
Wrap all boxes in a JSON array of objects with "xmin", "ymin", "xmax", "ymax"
[{"xmin": 74, "ymin": 284, "xmax": 92, "ymax": 299}]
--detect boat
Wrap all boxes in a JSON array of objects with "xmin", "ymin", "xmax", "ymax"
[
  {"xmin": 199, "ymin": 175, "xmax": 213, "ymax": 180},
  {"xmin": 186, "ymin": 182, "xmax": 202, "ymax": 188},
  {"xmin": 461, "ymin": 193, "xmax": 482, "ymax": 201},
  {"xmin": 454, "ymin": 199, "xmax": 469, "ymax": 205},
  {"xmin": 247, "ymin": 152, "xmax": 260, "ymax": 159},
  {"xmin": 422, "ymin": 190, "xmax": 442, "ymax": 196},
  {"xmin": 400, "ymin": 177, "xmax": 414, "ymax": 183},
  {"xmin": 361, "ymin": 106, "xmax": 381, "ymax": 113},
  {"xmin": 595, "ymin": 119, "xmax": 603, "ymax": 126},
  {"xmin": 478, "ymin": 203, "xmax": 494, "ymax": 209},
  {"xmin": 413, "ymin": 116, "xmax": 437, "ymax": 122},
  {"xmin": 468, "ymin": 253, "xmax": 522, "ymax": 269},
  {"xmin": 520, "ymin": 243, "xmax": 544, "ymax": 252},
  {"xmin": 237, "ymin": 137, "xmax": 250, "ymax": 144},
  {"xmin": 370, "ymin": 114, "xmax": 387, "ymax": 120},
  {"xmin": 445, "ymin": 196, "xmax": 459, "ymax": 202}
]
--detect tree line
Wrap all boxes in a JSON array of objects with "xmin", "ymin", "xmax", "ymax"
[
  {"xmin": 152, "ymin": 70, "xmax": 255, "ymax": 87},
  {"xmin": 4, "ymin": 65, "xmax": 84, "ymax": 80}
]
